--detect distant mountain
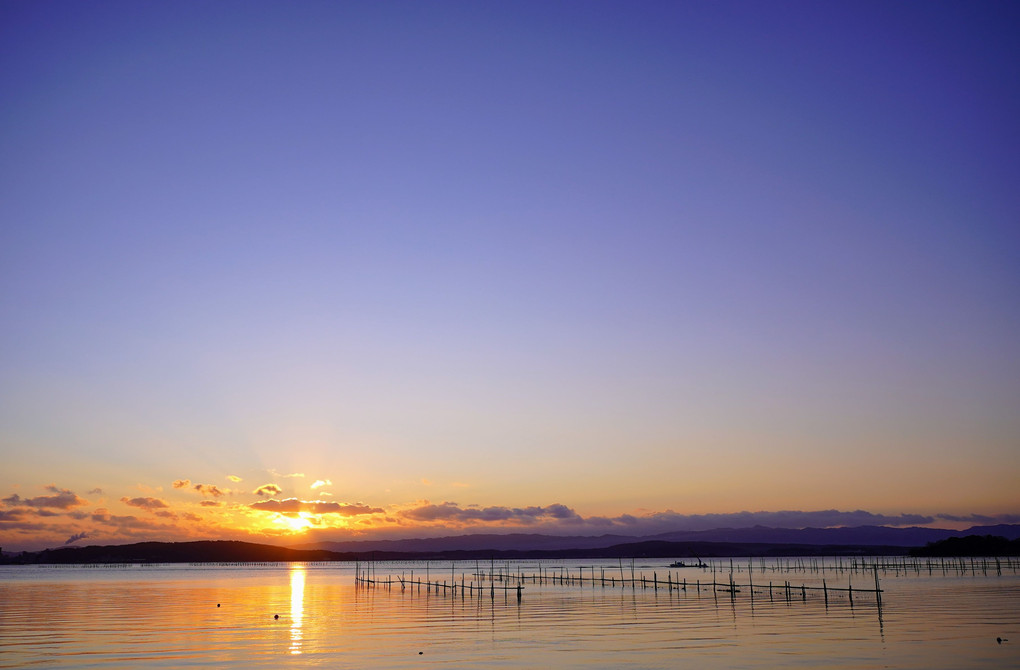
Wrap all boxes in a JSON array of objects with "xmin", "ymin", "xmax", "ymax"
[
  {"xmin": 294, "ymin": 532, "xmax": 639, "ymax": 554},
  {"xmin": 646, "ymin": 525, "xmax": 955, "ymax": 546},
  {"xmin": 664, "ymin": 524, "xmax": 1020, "ymax": 545},
  {"xmin": 961, "ymin": 525, "xmax": 1020, "ymax": 540},
  {"xmin": 298, "ymin": 524, "xmax": 1020, "ymax": 554},
  {"xmin": 13, "ymin": 540, "xmax": 350, "ymax": 564},
  {"xmin": 910, "ymin": 534, "xmax": 1020, "ymax": 557},
  {"xmin": 6, "ymin": 525, "xmax": 1018, "ymax": 564},
  {"xmin": 6, "ymin": 538, "xmax": 910, "ymax": 564}
]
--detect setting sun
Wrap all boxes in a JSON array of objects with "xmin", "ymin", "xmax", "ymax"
[{"xmin": 275, "ymin": 513, "xmax": 315, "ymax": 534}]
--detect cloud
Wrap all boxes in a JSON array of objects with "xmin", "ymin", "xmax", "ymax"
[
  {"xmin": 249, "ymin": 498, "xmax": 383, "ymax": 516},
  {"xmin": 3, "ymin": 486, "xmax": 87, "ymax": 510},
  {"xmin": 89, "ymin": 508, "xmax": 173, "ymax": 531},
  {"xmin": 88, "ymin": 488, "xmax": 104, "ymax": 496},
  {"xmin": 269, "ymin": 470, "xmax": 304, "ymax": 479},
  {"xmin": 65, "ymin": 532, "xmax": 88, "ymax": 545},
  {"xmin": 935, "ymin": 512, "xmax": 1020, "ymax": 524},
  {"xmin": 254, "ymin": 484, "xmax": 282, "ymax": 497},
  {"xmin": 399, "ymin": 502, "xmax": 582, "ymax": 524},
  {"xmin": 390, "ymin": 504, "xmax": 940, "ymax": 535},
  {"xmin": 120, "ymin": 497, "xmax": 169, "ymax": 511},
  {"xmin": 172, "ymin": 481, "xmax": 229, "ymax": 497},
  {"xmin": 612, "ymin": 509, "xmax": 936, "ymax": 532},
  {"xmin": 227, "ymin": 475, "xmax": 242, "ymax": 482},
  {"xmin": 310, "ymin": 480, "xmax": 331, "ymax": 489},
  {"xmin": 200, "ymin": 500, "xmax": 222, "ymax": 507}
]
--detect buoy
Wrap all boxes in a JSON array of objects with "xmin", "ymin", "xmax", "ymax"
[
  {"xmin": 274, "ymin": 614, "xmax": 279, "ymax": 620},
  {"xmin": 419, "ymin": 651, "xmax": 423, "ymax": 655},
  {"xmin": 217, "ymin": 604, "xmax": 220, "ymax": 607}
]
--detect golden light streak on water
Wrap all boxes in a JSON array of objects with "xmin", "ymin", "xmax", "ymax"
[{"xmin": 289, "ymin": 564, "xmax": 305, "ymax": 655}]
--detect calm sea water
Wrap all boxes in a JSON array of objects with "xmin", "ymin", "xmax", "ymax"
[{"xmin": 1, "ymin": 558, "xmax": 1017, "ymax": 668}]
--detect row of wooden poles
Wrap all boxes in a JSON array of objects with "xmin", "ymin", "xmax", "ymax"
[
  {"xmin": 353, "ymin": 559, "xmax": 885, "ymax": 609},
  {"xmin": 354, "ymin": 562, "xmax": 524, "ymax": 601},
  {"xmin": 724, "ymin": 556, "xmax": 1018, "ymax": 578}
]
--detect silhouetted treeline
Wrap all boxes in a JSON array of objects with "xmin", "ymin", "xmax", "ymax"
[
  {"xmin": 2, "ymin": 538, "xmax": 910, "ymax": 565},
  {"xmin": 2, "ymin": 541, "xmax": 353, "ymax": 564},
  {"xmin": 909, "ymin": 535, "xmax": 1020, "ymax": 557}
]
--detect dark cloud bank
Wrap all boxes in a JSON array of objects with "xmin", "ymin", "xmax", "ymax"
[{"xmin": 391, "ymin": 503, "xmax": 1019, "ymax": 536}]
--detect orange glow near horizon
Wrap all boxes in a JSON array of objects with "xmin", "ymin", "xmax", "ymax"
[
  {"xmin": 0, "ymin": 477, "xmax": 1016, "ymax": 552},
  {"xmin": 273, "ymin": 513, "xmax": 314, "ymax": 534}
]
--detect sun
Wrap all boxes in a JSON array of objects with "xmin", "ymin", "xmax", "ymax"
[{"xmin": 275, "ymin": 512, "xmax": 314, "ymax": 534}]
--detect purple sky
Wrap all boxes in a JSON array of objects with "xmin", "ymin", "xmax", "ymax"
[{"xmin": 1, "ymin": 1, "xmax": 1018, "ymax": 550}]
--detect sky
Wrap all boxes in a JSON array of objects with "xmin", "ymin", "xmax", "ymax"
[{"xmin": 1, "ymin": 0, "xmax": 1018, "ymax": 551}]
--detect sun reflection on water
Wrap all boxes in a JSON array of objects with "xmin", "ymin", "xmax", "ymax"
[{"xmin": 289, "ymin": 565, "xmax": 305, "ymax": 655}]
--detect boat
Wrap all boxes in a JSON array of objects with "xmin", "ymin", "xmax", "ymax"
[{"xmin": 668, "ymin": 560, "xmax": 708, "ymax": 569}]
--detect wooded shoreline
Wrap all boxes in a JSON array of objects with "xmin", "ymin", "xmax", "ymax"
[{"xmin": 4, "ymin": 532, "xmax": 1017, "ymax": 565}]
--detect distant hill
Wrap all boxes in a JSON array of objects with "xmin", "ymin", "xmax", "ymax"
[
  {"xmin": 644, "ymin": 524, "xmax": 1020, "ymax": 546},
  {"xmin": 5, "ymin": 524, "xmax": 1018, "ymax": 564},
  {"xmin": 909, "ymin": 534, "xmax": 1020, "ymax": 557},
  {"xmin": 5, "ymin": 538, "xmax": 910, "ymax": 565},
  {"xmin": 294, "ymin": 532, "xmax": 639, "ymax": 554},
  {"xmin": 12, "ymin": 540, "xmax": 351, "ymax": 564},
  {"xmin": 297, "ymin": 524, "xmax": 1020, "ymax": 554}
]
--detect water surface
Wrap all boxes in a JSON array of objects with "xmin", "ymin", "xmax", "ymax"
[{"xmin": 2, "ymin": 559, "xmax": 1017, "ymax": 668}]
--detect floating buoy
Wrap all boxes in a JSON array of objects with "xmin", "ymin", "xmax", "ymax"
[
  {"xmin": 274, "ymin": 614, "xmax": 279, "ymax": 620},
  {"xmin": 217, "ymin": 604, "xmax": 220, "ymax": 608},
  {"xmin": 419, "ymin": 651, "xmax": 423, "ymax": 655}
]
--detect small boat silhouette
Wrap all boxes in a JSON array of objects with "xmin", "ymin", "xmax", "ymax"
[{"xmin": 668, "ymin": 559, "xmax": 709, "ymax": 568}]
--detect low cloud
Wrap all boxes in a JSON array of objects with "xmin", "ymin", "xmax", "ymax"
[
  {"xmin": 171, "ymin": 480, "xmax": 229, "ymax": 497},
  {"xmin": 269, "ymin": 470, "xmax": 304, "ymax": 479},
  {"xmin": 200, "ymin": 500, "xmax": 222, "ymax": 507},
  {"xmin": 254, "ymin": 484, "xmax": 283, "ymax": 497},
  {"xmin": 596, "ymin": 509, "xmax": 936, "ymax": 533},
  {"xmin": 90, "ymin": 508, "xmax": 173, "ymax": 531},
  {"xmin": 3, "ymin": 486, "xmax": 87, "ymax": 510},
  {"xmin": 935, "ymin": 512, "xmax": 1020, "ymax": 524},
  {"xmin": 399, "ymin": 502, "xmax": 581, "ymax": 524},
  {"xmin": 120, "ymin": 497, "xmax": 169, "ymax": 511},
  {"xmin": 194, "ymin": 484, "xmax": 226, "ymax": 497},
  {"xmin": 311, "ymin": 480, "xmax": 331, "ymax": 489},
  {"xmin": 250, "ymin": 498, "xmax": 383, "ymax": 516},
  {"xmin": 392, "ymin": 504, "xmax": 936, "ymax": 534},
  {"xmin": 227, "ymin": 475, "xmax": 243, "ymax": 482}
]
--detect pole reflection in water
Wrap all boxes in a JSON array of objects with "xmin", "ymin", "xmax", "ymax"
[{"xmin": 289, "ymin": 565, "xmax": 306, "ymax": 655}]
